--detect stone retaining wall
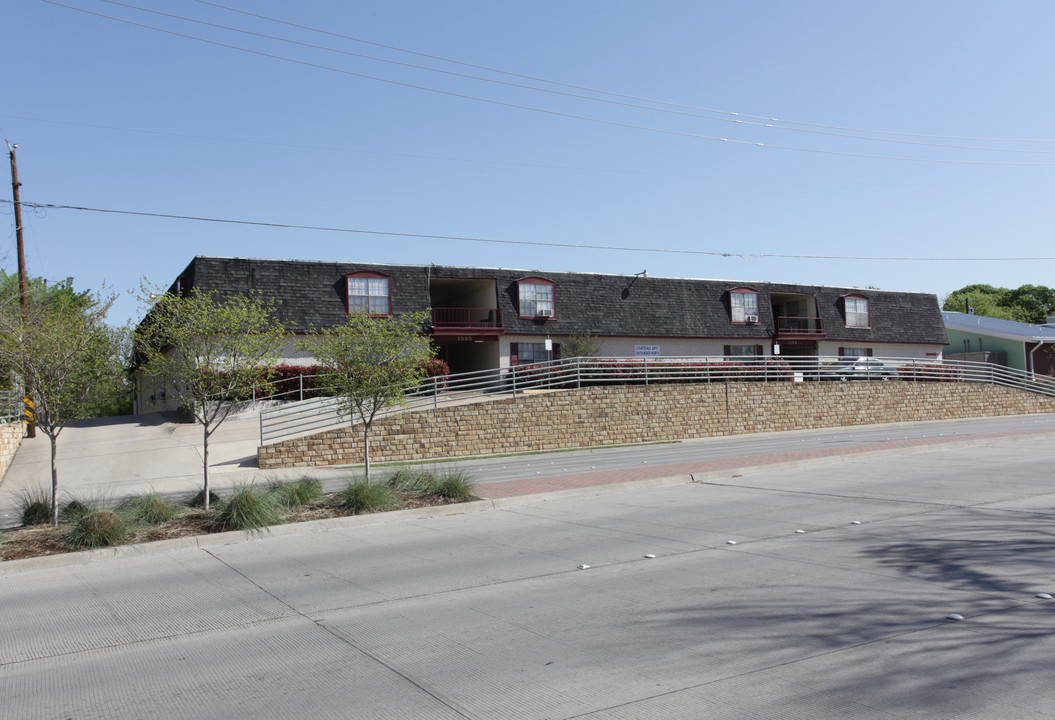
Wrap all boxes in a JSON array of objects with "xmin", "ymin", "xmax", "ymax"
[
  {"xmin": 257, "ymin": 382, "xmax": 1055, "ymax": 469},
  {"xmin": 0, "ymin": 422, "xmax": 24, "ymax": 479}
]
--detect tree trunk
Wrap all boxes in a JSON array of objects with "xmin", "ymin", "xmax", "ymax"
[
  {"xmin": 49, "ymin": 433, "xmax": 59, "ymax": 527},
  {"xmin": 363, "ymin": 423, "xmax": 371, "ymax": 481},
  {"xmin": 202, "ymin": 422, "xmax": 211, "ymax": 511}
]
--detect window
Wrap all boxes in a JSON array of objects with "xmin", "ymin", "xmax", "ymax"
[
  {"xmin": 518, "ymin": 278, "xmax": 555, "ymax": 318},
  {"xmin": 518, "ymin": 343, "xmax": 548, "ymax": 363},
  {"xmin": 509, "ymin": 341, "xmax": 561, "ymax": 366},
  {"xmin": 346, "ymin": 272, "xmax": 391, "ymax": 315},
  {"xmin": 724, "ymin": 344, "xmax": 763, "ymax": 359},
  {"xmin": 729, "ymin": 288, "xmax": 759, "ymax": 323},
  {"xmin": 838, "ymin": 347, "xmax": 873, "ymax": 357},
  {"xmin": 844, "ymin": 295, "xmax": 870, "ymax": 328}
]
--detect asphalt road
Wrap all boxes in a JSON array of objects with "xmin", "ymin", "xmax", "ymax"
[{"xmin": 4, "ymin": 422, "xmax": 1055, "ymax": 718}]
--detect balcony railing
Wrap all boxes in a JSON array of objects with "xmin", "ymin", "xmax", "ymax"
[
  {"xmin": 775, "ymin": 316, "xmax": 825, "ymax": 337},
  {"xmin": 432, "ymin": 306, "xmax": 503, "ymax": 332}
]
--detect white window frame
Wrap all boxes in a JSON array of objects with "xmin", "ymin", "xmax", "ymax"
[
  {"xmin": 347, "ymin": 275, "xmax": 390, "ymax": 315},
  {"xmin": 845, "ymin": 296, "xmax": 870, "ymax": 328},
  {"xmin": 518, "ymin": 281, "xmax": 555, "ymax": 318},
  {"xmin": 730, "ymin": 290, "xmax": 759, "ymax": 323}
]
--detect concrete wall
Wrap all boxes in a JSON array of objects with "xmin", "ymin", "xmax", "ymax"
[
  {"xmin": 0, "ymin": 422, "xmax": 24, "ymax": 479},
  {"xmin": 258, "ymin": 380, "xmax": 1055, "ymax": 470}
]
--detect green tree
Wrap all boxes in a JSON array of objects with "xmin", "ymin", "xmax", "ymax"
[
  {"xmin": 0, "ymin": 281, "xmax": 124, "ymax": 526},
  {"xmin": 1003, "ymin": 285, "xmax": 1055, "ymax": 324},
  {"xmin": 562, "ymin": 333, "xmax": 602, "ymax": 358},
  {"xmin": 296, "ymin": 311, "xmax": 434, "ymax": 480},
  {"xmin": 135, "ymin": 289, "xmax": 286, "ymax": 509},
  {"xmin": 942, "ymin": 283, "xmax": 1055, "ymax": 324}
]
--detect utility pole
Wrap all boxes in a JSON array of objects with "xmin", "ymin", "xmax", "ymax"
[{"xmin": 7, "ymin": 142, "xmax": 35, "ymax": 437}]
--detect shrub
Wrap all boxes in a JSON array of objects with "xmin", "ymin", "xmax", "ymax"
[
  {"xmin": 562, "ymin": 333, "xmax": 601, "ymax": 358},
  {"xmin": 65, "ymin": 510, "xmax": 127, "ymax": 548},
  {"xmin": 119, "ymin": 493, "xmax": 176, "ymax": 525},
  {"xmin": 895, "ymin": 363, "xmax": 963, "ymax": 382},
  {"xmin": 268, "ymin": 477, "xmax": 326, "ymax": 509},
  {"xmin": 262, "ymin": 364, "xmax": 337, "ymax": 401},
  {"xmin": 59, "ymin": 499, "xmax": 91, "ymax": 523},
  {"xmin": 187, "ymin": 489, "xmax": 224, "ymax": 509},
  {"xmin": 417, "ymin": 358, "xmax": 450, "ymax": 392},
  {"xmin": 335, "ymin": 480, "xmax": 399, "ymax": 514},
  {"xmin": 21, "ymin": 501, "xmax": 51, "ymax": 526},
  {"xmin": 383, "ymin": 468, "xmax": 435, "ymax": 492},
  {"xmin": 216, "ymin": 485, "xmax": 281, "ymax": 531},
  {"xmin": 430, "ymin": 471, "xmax": 477, "ymax": 502},
  {"xmin": 16, "ymin": 488, "xmax": 52, "ymax": 526}
]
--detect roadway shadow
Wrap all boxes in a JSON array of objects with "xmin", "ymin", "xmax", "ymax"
[{"xmin": 624, "ymin": 508, "xmax": 1055, "ymax": 716}]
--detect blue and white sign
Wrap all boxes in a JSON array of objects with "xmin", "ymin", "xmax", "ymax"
[{"xmin": 634, "ymin": 345, "xmax": 661, "ymax": 356}]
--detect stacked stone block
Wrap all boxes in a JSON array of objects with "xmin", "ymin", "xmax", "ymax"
[
  {"xmin": 258, "ymin": 382, "xmax": 1055, "ymax": 469},
  {"xmin": 0, "ymin": 422, "xmax": 24, "ymax": 479}
]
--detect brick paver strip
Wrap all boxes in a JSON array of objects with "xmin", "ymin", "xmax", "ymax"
[{"xmin": 475, "ymin": 428, "xmax": 1051, "ymax": 499}]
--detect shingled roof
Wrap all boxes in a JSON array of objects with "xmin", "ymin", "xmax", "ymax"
[{"xmin": 170, "ymin": 256, "xmax": 948, "ymax": 346}]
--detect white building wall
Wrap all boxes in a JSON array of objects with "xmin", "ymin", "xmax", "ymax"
[
  {"xmin": 498, "ymin": 335, "xmax": 943, "ymax": 366},
  {"xmin": 499, "ymin": 335, "xmax": 776, "ymax": 366},
  {"xmin": 815, "ymin": 341, "xmax": 941, "ymax": 359}
]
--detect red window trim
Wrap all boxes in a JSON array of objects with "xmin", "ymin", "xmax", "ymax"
[
  {"xmin": 838, "ymin": 347, "xmax": 873, "ymax": 357},
  {"xmin": 345, "ymin": 270, "xmax": 393, "ymax": 317},
  {"xmin": 517, "ymin": 277, "xmax": 557, "ymax": 320},
  {"xmin": 842, "ymin": 293, "xmax": 871, "ymax": 329},
  {"xmin": 728, "ymin": 287, "xmax": 760, "ymax": 325}
]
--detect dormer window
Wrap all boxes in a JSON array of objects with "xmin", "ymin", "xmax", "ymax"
[
  {"xmin": 518, "ymin": 278, "xmax": 555, "ymax": 318},
  {"xmin": 346, "ymin": 271, "xmax": 391, "ymax": 315},
  {"xmin": 729, "ymin": 288, "xmax": 759, "ymax": 324},
  {"xmin": 844, "ymin": 294, "xmax": 870, "ymax": 328}
]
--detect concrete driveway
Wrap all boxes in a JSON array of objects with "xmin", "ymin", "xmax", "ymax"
[{"xmin": 0, "ymin": 411, "xmax": 316, "ymax": 525}]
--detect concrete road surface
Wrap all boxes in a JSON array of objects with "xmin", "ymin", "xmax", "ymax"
[{"xmin": 4, "ymin": 429, "xmax": 1055, "ymax": 718}]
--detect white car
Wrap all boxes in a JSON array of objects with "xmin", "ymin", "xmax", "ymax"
[{"xmin": 815, "ymin": 357, "xmax": 899, "ymax": 380}]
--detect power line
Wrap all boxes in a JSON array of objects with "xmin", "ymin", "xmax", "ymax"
[
  {"xmin": 0, "ymin": 114, "xmax": 976, "ymax": 188},
  {"xmin": 5, "ymin": 199, "xmax": 1053, "ymax": 262},
  {"xmin": 38, "ymin": 0, "xmax": 1055, "ymax": 166},
  {"xmin": 192, "ymin": 0, "xmax": 1055, "ymax": 145},
  {"xmin": 93, "ymin": 0, "xmax": 1055, "ymax": 156}
]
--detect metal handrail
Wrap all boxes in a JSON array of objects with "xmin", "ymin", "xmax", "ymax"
[
  {"xmin": 255, "ymin": 356, "xmax": 1055, "ymax": 445},
  {"xmin": 775, "ymin": 316, "xmax": 825, "ymax": 335},
  {"xmin": 0, "ymin": 389, "xmax": 22, "ymax": 423}
]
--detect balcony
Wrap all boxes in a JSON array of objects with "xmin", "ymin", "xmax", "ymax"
[
  {"xmin": 775, "ymin": 316, "xmax": 826, "ymax": 339},
  {"xmin": 432, "ymin": 307, "xmax": 504, "ymax": 334}
]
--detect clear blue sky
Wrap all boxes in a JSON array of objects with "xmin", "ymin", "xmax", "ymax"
[{"xmin": 4, "ymin": 0, "xmax": 1055, "ymax": 325}]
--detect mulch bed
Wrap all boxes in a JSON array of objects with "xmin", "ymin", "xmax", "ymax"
[{"xmin": 0, "ymin": 490, "xmax": 464, "ymax": 562}]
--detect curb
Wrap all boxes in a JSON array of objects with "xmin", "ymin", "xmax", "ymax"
[
  {"xmin": 0, "ymin": 499, "xmax": 498, "ymax": 575},
  {"xmin": 3, "ymin": 425, "xmax": 1051, "ymax": 575}
]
